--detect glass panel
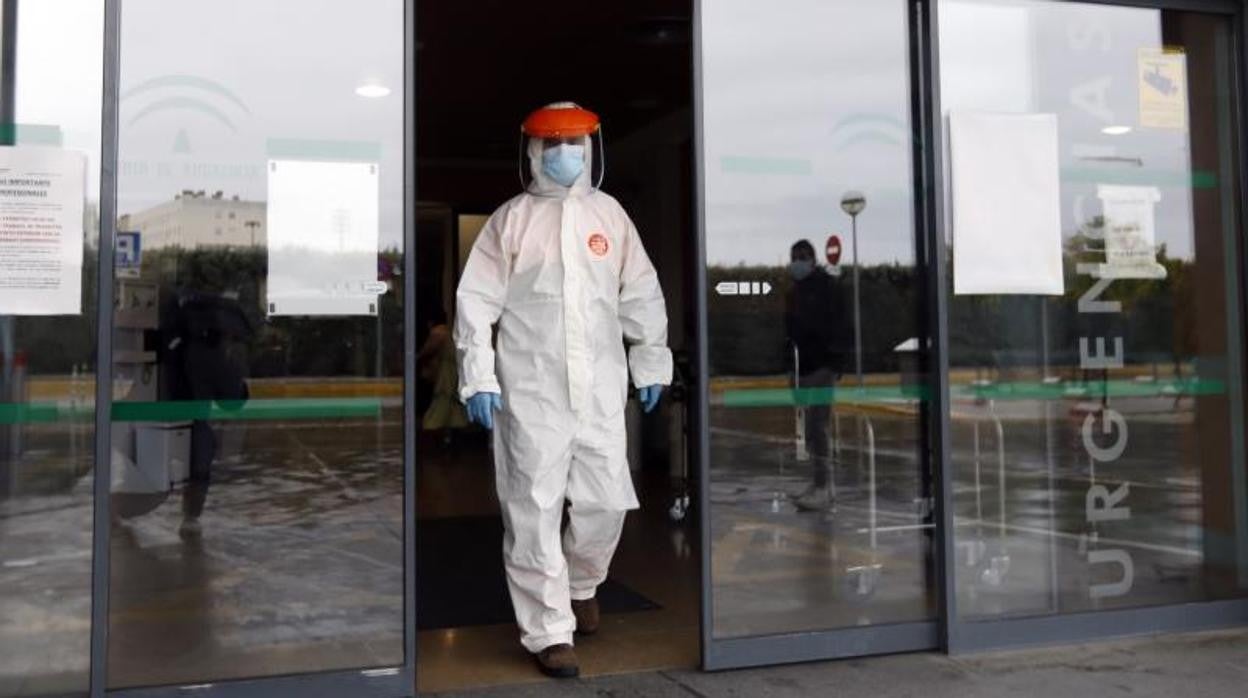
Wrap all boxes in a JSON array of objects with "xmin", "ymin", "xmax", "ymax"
[
  {"xmin": 0, "ymin": 1, "xmax": 103, "ymax": 696},
  {"xmin": 702, "ymin": 0, "xmax": 935, "ymax": 639},
  {"xmin": 939, "ymin": 0, "xmax": 1248, "ymax": 619},
  {"xmin": 108, "ymin": 0, "xmax": 405, "ymax": 687}
]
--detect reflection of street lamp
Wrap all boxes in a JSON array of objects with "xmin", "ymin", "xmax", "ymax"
[
  {"xmin": 244, "ymin": 220, "xmax": 260, "ymax": 247},
  {"xmin": 840, "ymin": 190, "xmax": 866, "ymax": 388}
]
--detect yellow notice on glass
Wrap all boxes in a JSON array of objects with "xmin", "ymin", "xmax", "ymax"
[{"xmin": 1138, "ymin": 48, "xmax": 1187, "ymax": 130}]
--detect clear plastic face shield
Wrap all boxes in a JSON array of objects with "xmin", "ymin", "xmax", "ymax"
[{"xmin": 518, "ymin": 102, "xmax": 605, "ymax": 194}]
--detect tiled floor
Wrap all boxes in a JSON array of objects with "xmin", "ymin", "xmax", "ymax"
[{"xmin": 415, "ymin": 437, "xmax": 701, "ymax": 693}]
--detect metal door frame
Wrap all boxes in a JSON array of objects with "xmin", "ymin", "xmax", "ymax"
[
  {"xmin": 692, "ymin": 0, "xmax": 944, "ymax": 671},
  {"xmin": 4, "ymin": 0, "xmax": 1247, "ymax": 691},
  {"xmin": 693, "ymin": 0, "xmax": 1248, "ymax": 671},
  {"xmin": 929, "ymin": 0, "xmax": 1248, "ymax": 654},
  {"xmin": 83, "ymin": 1, "xmax": 419, "ymax": 695}
]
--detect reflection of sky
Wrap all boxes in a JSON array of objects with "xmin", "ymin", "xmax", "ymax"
[
  {"xmin": 19, "ymin": 0, "xmax": 404, "ymax": 250},
  {"xmin": 942, "ymin": 0, "xmax": 1195, "ymax": 260},
  {"xmin": 703, "ymin": 0, "xmax": 917, "ymax": 268},
  {"xmin": 115, "ymin": 0, "xmax": 405, "ymax": 249},
  {"xmin": 15, "ymin": 0, "xmax": 105, "ymax": 204},
  {"xmin": 15, "ymin": 0, "xmax": 1211, "ymax": 264},
  {"xmin": 704, "ymin": 0, "xmax": 1206, "ymax": 268}
]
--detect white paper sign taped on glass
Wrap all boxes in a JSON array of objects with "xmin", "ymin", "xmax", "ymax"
[
  {"xmin": 950, "ymin": 111, "xmax": 1064, "ymax": 296},
  {"xmin": 266, "ymin": 159, "xmax": 381, "ymax": 317},
  {"xmin": 0, "ymin": 146, "xmax": 87, "ymax": 315},
  {"xmin": 1094, "ymin": 185, "xmax": 1167, "ymax": 280}
]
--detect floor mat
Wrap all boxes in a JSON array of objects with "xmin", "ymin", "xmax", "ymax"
[{"xmin": 416, "ymin": 515, "xmax": 660, "ymax": 630}]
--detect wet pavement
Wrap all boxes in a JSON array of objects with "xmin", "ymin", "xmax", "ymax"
[
  {"xmin": 704, "ymin": 392, "xmax": 1244, "ymax": 639},
  {"xmin": 3, "ymin": 389, "xmax": 1245, "ymax": 694},
  {"xmin": 1, "ymin": 415, "xmax": 406, "ymax": 694}
]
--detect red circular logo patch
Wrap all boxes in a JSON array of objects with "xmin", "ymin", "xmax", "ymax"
[{"xmin": 587, "ymin": 232, "xmax": 609, "ymax": 257}]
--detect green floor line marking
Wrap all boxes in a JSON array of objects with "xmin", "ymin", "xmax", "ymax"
[
  {"xmin": 0, "ymin": 398, "xmax": 383, "ymax": 425},
  {"xmin": 721, "ymin": 378, "xmax": 1226, "ymax": 408}
]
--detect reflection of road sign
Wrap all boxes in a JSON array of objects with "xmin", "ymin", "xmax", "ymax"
[
  {"xmin": 714, "ymin": 281, "xmax": 772, "ymax": 296},
  {"xmin": 826, "ymin": 235, "xmax": 843, "ymax": 266},
  {"xmin": 116, "ymin": 231, "xmax": 141, "ymax": 278}
]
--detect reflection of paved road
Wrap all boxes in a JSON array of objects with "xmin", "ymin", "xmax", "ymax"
[
  {"xmin": 0, "ymin": 415, "xmax": 404, "ymax": 692},
  {"xmin": 709, "ymin": 412, "xmax": 933, "ymax": 638},
  {"xmin": 708, "ymin": 394, "xmax": 1237, "ymax": 637}
]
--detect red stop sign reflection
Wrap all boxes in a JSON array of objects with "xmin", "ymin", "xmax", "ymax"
[{"xmin": 826, "ymin": 234, "xmax": 842, "ymax": 266}]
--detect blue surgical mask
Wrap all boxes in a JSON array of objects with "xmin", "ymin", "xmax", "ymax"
[
  {"xmin": 789, "ymin": 259, "xmax": 814, "ymax": 281},
  {"xmin": 541, "ymin": 144, "xmax": 585, "ymax": 187}
]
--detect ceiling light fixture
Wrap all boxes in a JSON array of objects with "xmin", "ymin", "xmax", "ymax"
[
  {"xmin": 355, "ymin": 83, "xmax": 391, "ymax": 99},
  {"xmin": 1101, "ymin": 125, "xmax": 1132, "ymax": 136}
]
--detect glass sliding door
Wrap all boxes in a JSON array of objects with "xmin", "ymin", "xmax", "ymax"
[
  {"xmin": 938, "ymin": 0, "xmax": 1248, "ymax": 635},
  {"xmin": 697, "ymin": 0, "xmax": 938, "ymax": 667},
  {"xmin": 0, "ymin": 1, "xmax": 103, "ymax": 695},
  {"xmin": 105, "ymin": 0, "xmax": 410, "ymax": 692}
]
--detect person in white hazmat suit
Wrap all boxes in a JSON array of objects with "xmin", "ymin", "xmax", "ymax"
[{"xmin": 454, "ymin": 102, "xmax": 671, "ymax": 678}]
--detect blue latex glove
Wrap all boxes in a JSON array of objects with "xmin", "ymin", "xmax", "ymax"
[
  {"xmin": 638, "ymin": 385, "xmax": 663, "ymax": 414},
  {"xmin": 466, "ymin": 392, "xmax": 502, "ymax": 430}
]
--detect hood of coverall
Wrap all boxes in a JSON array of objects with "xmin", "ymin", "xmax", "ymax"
[{"xmin": 525, "ymin": 132, "xmax": 597, "ymax": 198}]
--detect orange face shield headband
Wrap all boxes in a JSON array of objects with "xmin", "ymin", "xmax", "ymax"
[{"xmin": 521, "ymin": 104, "xmax": 601, "ymax": 139}]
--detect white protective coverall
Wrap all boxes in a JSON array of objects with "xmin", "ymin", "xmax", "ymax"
[{"xmin": 455, "ymin": 133, "xmax": 672, "ymax": 652}]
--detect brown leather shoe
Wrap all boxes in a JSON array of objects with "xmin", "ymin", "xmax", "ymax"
[
  {"xmin": 534, "ymin": 643, "xmax": 579, "ymax": 679},
  {"xmin": 571, "ymin": 597, "xmax": 600, "ymax": 635}
]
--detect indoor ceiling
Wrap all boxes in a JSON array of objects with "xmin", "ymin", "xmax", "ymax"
[{"xmin": 415, "ymin": 0, "xmax": 693, "ymax": 165}]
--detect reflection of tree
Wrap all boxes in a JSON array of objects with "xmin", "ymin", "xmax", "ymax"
[
  {"xmin": 941, "ymin": 216, "xmax": 1200, "ymax": 376},
  {"xmin": 708, "ymin": 262, "xmax": 918, "ymax": 377},
  {"xmin": 18, "ymin": 240, "xmax": 1206, "ymax": 381},
  {"xmin": 708, "ymin": 226, "xmax": 1206, "ymax": 379},
  {"xmin": 15, "ymin": 247, "xmax": 100, "ymax": 374},
  {"xmin": 132, "ymin": 246, "xmax": 407, "ymax": 379}
]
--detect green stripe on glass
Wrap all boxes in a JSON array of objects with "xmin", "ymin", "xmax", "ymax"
[
  {"xmin": 720, "ymin": 378, "xmax": 1224, "ymax": 407},
  {"xmin": 1061, "ymin": 167, "xmax": 1218, "ymax": 189},
  {"xmin": 0, "ymin": 398, "xmax": 383, "ymax": 425}
]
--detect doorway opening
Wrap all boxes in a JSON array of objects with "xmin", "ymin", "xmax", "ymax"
[{"xmin": 413, "ymin": 2, "xmax": 697, "ymax": 692}]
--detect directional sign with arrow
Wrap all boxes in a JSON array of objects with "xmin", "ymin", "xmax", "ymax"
[{"xmin": 714, "ymin": 281, "xmax": 773, "ymax": 296}]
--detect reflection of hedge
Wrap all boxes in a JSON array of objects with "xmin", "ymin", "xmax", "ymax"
[
  {"xmin": 16, "ymin": 247, "xmax": 408, "ymax": 380},
  {"xmin": 13, "ymin": 242, "xmax": 1200, "ymax": 381},
  {"xmin": 951, "ymin": 237, "xmax": 1193, "ymax": 372},
  {"xmin": 16, "ymin": 248, "xmax": 100, "ymax": 374},
  {"xmin": 711, "ymin": 242, "xmax": 1197, "ymax": 377},
  {"xmin": 135, "ymin": 247, "xmax": 408, "ymax": 379},
  {"xmin": 707, "ymin": 263, "xmax": 919, "ymax": 377}
]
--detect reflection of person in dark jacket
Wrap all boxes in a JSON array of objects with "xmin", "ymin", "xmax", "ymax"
[
  {"xmin": 785, "ymin": 240, "xmax": 848, "ymax": 512},
  {"xmin": 160, "ymin": 289, "xmax": 252, "ymax": 540}
]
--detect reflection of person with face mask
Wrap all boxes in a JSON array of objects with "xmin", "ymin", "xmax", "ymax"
[
  {"xmin": 454, "ymin": 103, "xmax": 671, "ymax": 678},
  {"xmin": 786, "ymin": 240, "xmax": 847, "ymax": 512}
]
